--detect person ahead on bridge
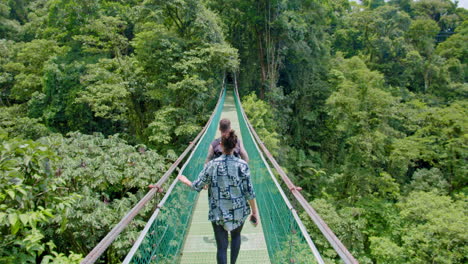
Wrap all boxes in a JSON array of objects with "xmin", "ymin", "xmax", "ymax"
[
  {"xmin": 206, "ymin": 118, "xmax": 249, "ymax": 164},
  {"xmin": 178, "ymin": 130, "xmax": 258, "ymax": 264}
]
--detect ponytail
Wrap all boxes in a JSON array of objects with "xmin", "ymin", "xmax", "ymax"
[{"xmin": 221, "ymin": 129, "xmax": 238, "ymax": 154}]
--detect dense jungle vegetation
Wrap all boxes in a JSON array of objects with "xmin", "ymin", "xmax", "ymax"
[{"xmin": 0, "ymin": 0, "xmax": 466, "ymax": 263}]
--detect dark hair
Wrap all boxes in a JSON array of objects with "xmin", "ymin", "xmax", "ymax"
[
  {"xmin": 219, "ymin": 119, "xmax": 231, "ymax": 133},
  {"xmin": 222, "ymin": 130, "xmax": 238, "ymax": 154}
]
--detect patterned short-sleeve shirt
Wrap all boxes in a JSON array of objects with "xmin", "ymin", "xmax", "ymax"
[{"xmin": 191, "ymin": 154, "xmax": 256, "ymax": 231}]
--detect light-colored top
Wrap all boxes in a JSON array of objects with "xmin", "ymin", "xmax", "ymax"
[{"xmin": 191, "ymin": 154, "xmax": 256, "ymax": 231}]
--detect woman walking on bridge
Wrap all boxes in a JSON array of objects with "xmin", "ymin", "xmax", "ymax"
[
  {"xmin": 206, "ymin": 118, "xmax": 249, "ymax": 163},
  {"xmin": 178, "ymin": 129, "xmax": 258, "ymax": 264}
]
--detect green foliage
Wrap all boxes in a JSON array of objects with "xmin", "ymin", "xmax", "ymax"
[
  {"xmin": 396, "ymin": 191, "xmax": 467, "ymax": 263},
  {"xmin": 369, "ymin": 236, "xmax": 405, "ymax": 264},
  {"xmin": 147, "ymin": 106, "xmax": 201, "ymax": 150},
  {"xmin": 0, "ymin": 135, "xmax": 81, "ymax": 263},
  {"xmin": 0, "ymin": 39, "xmax": 15, "ymax": 101},
  {"xmin": 0, "ymin": 39, "xmax": 66, "ymax": 102},
  {"xmin": 411, "ymin": 0, "xmax": 461, "ymax": 32},
  {"xmin": 0, "ymin": 105, "xmax": 51, "ymax": 139},
  {"xmin": 333, "ymin": 5, "xmax": 411, "ymax": 65},
  {"xmin": 242, "ymin": 93, "xmax": 280, "ymax": 156},
  {"xmin": 210, "ymin": 1, "xmax": 467, "ymax": 262},
  {"xmin": 435, "ymin": 20, "xmax": 467, "ymax": 91},
  {"xmin": 2, "ymin": 0, "xmax": 237, "ymax": 147},
  {"xmin": 46, "ymin": 0, "xmax": 101, "ymax": 42},
  {"xmin": 305, "ymin": 191, "xmax": 467, "ymax": 263},
  {"xmin": 325, "ymin": 56, "xmax": 402, "ymax": 200},
  {"xmin": 302, "ymin": 199, "xmax": 373, "ymax": 263},
  {"xmin": 407, "ymin": 18, "xmax": 440, "ymax": 57},
  {"xmin": 40, "ymin": 132, "xmax": 168, "ymax": 194},
  {"xmin": 73, "ymin": 15, "xmax": 129, "ymax": 57},
  {"xmin": 402, "ymin": 17, "xmax": 454, "ymax": 94},
  {"xmin": 150, "ymin": 0, "xmax": 225, "ymax": 43},
  {"xmin": 77, "ymin": 58, "xmax": 130, "ymax": 122},
  {"xmin": 436, "ymin": 20, "xmax": 468, "ymax": 64},
  {"xmin": 0, "ymin": 0, "xmax": 20, "ymax": 39},
  {"xmin": 406, "ymin": 168, "xmax": 450, "ymax": 194},
  {"xmin": 41, "ymin": 247, "xmax": 82, "ymax": 264},
  {"xmin": 282, "ymin": 147, "xmax": 326, "ymax": 198},
  {"xmin": 131, "ymin": 12, "xmax": 238, "ymax": 148},
  {"xmin": 0, "ymin": 131, "xmax": 169, "ymax": 263},
  {"xmin": 37, "ymin": 132, "xmax": 169, "ymax": 260},
  {"xmin": 0, "ymin": 0, "xmax": 467, "ymax": 263},
  {"xmin": 38, "ymin": 58, "xmax": 97, "ymax": 133},
  {"xmin": 273, "ymin": 234, "xmax": 318, "ymax": 264},
  {"xmin": 390, "ymin": 100, "xmax": 467, "ymax": 189},
  {"xmin": 131, "ymin": 23, "xmax": 183, "ymax": 92}
]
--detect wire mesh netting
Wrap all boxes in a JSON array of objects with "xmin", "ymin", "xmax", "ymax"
[
  {"xmin": 125, "ymin": 88, "xmax": 226, "ymax": 264},
  {"xmin": 178, "ymin": 88, "xmax": 271, "ymax": 264},
  {"xmin": 125, "ymin": 87, "xmax": 319, "ymax": 264},
  {"xmin": 233, "ymin": 90, "xmax": 319, "ymax": 264}
]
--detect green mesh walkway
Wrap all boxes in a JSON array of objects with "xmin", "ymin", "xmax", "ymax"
[
  {"xmin": 179, "ymin": 91, "xmax": 270, "ymax": 264},
  {"xmin": 123, "ymin": 87, "xmax": 320, "ymax": 264}
]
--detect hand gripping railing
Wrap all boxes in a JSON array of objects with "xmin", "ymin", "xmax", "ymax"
[
  {"xmin": 233, "ymin": 75, "xmax": 358, "ymax": 264},
  {"xmin": 81, "ymin": 80, "xmax": 226, "ymax": 264}
]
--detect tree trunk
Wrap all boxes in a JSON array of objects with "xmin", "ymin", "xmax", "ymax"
[
  {"xmin": 256, "ymin": 27, "xmax": 266, "ymax": 100},
  {"xmin": 423, "ymin": 69, "xmax": 429, "ymax": 93}
]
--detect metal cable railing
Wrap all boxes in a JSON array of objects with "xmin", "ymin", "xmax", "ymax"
[
  {"xmin": 121, "ymin": 88, "xmax": 226, "ymax": 264},
  {"xmin": 82, "ymin": 73, "xmax": 358, "ymax": 264},
  {"xmin": 233, "ymin": 82, "xmax": 324, "ymax": 264},
  {"xmin": 81, "ymin": 79, "xmax": 227, "ymax": 264},
  {"xmin": 233, "ymin": 74, "xmax": 358, "ymax": 264}
]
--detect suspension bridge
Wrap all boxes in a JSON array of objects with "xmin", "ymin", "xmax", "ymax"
[{"xmin": 81, "ymin": 78, "xmax": 358, "ymax": 264}]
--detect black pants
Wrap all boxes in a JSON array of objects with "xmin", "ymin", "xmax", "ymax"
[{"xmin": 211, "ymin": 222, "xmax": 244, "ymax": 264}]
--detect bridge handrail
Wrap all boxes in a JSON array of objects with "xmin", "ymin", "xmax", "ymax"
[
  {"xmin": 122, "ymin": 86, "xmax": 226, "ymax": 263},
  {"xmin": 233, "ymin": 75, "xmax": 359, "ymax": 264},
  {"xmin": 80, "ymin": 77, "xmax": 226, "ymax": 264},
  {"xmin": 233, "ymin": 81, "xmax": 325, "ymax": 264}
]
